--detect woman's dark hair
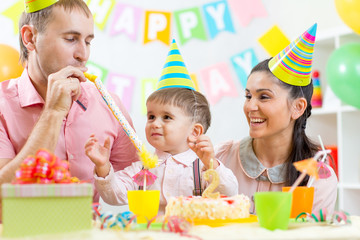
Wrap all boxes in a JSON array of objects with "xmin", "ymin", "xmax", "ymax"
[{"xmin": 250, "ymin": 58, "xmax": 319, "ymax": 186}]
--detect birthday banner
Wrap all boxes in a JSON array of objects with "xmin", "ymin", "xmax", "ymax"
[
  {"xmin": 0, "ymin": 0, "xmax": 266, "ymax": 45},
  {"xmin": 1, "ymin": 1, "xmax": 294, "ymax": 112}
]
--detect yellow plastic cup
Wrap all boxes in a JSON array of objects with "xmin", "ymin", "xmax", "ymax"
[
  {"xmin": 282, "ymin": 186, "xmax": 314, "ymax": 218},
  {"xmin": 127, "ymin": 190, "xmax": 160, "ymax": 223},
  {"xmin": 254, "ymin": 192, "xmax": 292, "ymax": 230}
]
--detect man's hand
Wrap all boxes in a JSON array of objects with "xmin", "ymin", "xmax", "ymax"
[{"xmin": 45, "ymin": 66, "xmax": 87, "ymax": 116}]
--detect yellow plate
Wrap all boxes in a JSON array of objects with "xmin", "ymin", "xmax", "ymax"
[{"xmin": 189, "ymin": 214, "xmax": 258, "ymax": 227}]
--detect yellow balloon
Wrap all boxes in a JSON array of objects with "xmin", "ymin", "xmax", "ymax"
[
  {"xmin": 0, "ymin": 44, "xmax": 24, "ymax": 82},
  {"xmin": 335, "ymin": 0, "xmax": 360, "ymax": 34}
]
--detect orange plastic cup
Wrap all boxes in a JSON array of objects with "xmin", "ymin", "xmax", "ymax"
[
  {"xmin": 282, "ymin": 186, "xmax": 314, "ymax": 218},
  {"xmin": 127, "ymin": 190, "xmax": 160, "ymax": 223}
]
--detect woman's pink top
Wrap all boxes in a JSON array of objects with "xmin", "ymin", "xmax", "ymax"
[{"xmin": 215, "ymin": 137, "xmax": 338, "ymax": 214}]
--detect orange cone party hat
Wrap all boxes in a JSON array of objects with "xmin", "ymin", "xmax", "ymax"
[
  {"xmin": 25, "ymin": 0, "xmax": 58, "ymax": 13},
  {"xmin": 268, "ymin": 23, "xmax": 317, "ymax": 86},
  {"xmin": 157, "ymin": 39, "xmax": 195, "ymax": 91}
]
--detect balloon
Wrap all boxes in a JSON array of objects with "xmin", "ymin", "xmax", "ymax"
[
  {"xmin": 334, "ymin": 0, "xmax": 360, "ymax": 34},
  {"xmin": 0, "ymin": 44, "xmax": 24, "ymax": 82},
  {"xmin": 326, "ymin": 43, "xmax": 360, "ymax": 109}
]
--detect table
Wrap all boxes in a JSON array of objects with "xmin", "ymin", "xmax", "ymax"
[{"xmin": 1, "ymin": 216, "xmax": 360, "ymax": 240}]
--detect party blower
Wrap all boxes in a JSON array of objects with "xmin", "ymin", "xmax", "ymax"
[{"xmin": 84, "ymin": 72, "xmax": 158, "ymax": 190}]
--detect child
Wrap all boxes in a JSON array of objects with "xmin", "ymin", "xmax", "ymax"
[{"xmin": 85, "ymin": 40, "xmax": 238, "ymax": 213}]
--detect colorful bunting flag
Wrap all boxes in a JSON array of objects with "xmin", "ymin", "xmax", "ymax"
[
  {"xmin": 200, "ymin": 62, "xmax": 238, "ymax": 105},
  {"xmin": 1, "ymin": 0, "xmax": 24, "ymax": 35},
  {"xmin": 258, "ymin": 25, "xmax": 290, "ymax": 57},
  {"xmin": 202, "ymin": 0, "xmax": 235, "ymax": 39},
  {"xmin": 86, "ymin": 0, "xmax": 116, "ymax": 31},
  {"xmin": 231, "ymin": 48, "xmax": 258, "ymax": 89},
  {"xmin": 143, "ymin": 11, "xmax": 171, "ymax": 45},
  {"xmin": 227, "ymin": 0, "xmax": 267, "ymax": 27},
  {"xmin": 106, "ymin": 73, "xmax": 136, "ymax": 111},
  {"xmin": 109, "ymin": 3, "xmax": 142, "ymax": 41},
  {"xmin": 141, "ymin": 78, "xmax": 157, "ymax": 115},
  {"xmin": 174, "ymin": 7, "xmax": 207, "ymax": 44},
  {"xmin": 86, "ymin": 61, "xmax": 109, "ymax": 83}
]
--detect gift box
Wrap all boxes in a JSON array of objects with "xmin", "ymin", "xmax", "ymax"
[{"xmin": 1, "ymin": 183, "xmax": 93, "ymax": 238}]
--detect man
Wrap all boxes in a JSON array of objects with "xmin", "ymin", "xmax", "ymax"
[{"xmin": 0, "ymin": 0, "xmax": 138, "ymax": 200}]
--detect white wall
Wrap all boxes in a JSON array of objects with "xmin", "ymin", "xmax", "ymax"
[{"xmin": 0, "ymin": 0, "xmax": 350, "ymax": 151}]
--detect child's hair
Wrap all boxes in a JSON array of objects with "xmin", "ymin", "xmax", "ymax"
[
  {"xmin": 146, "ymin": 88, "xmax": 211, "ymax": 133},
  {"xmin": 18, "ymin": 0, "xmax": 92, "ymax": 65},
  {"xmin": 250, "ymin": 58, "xmax": 319, "ymax": 186}
]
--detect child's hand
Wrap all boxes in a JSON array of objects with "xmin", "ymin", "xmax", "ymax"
[
  {"xmin": 188, "ymin": 135, "xmax": 218, "ymax": 169},
  {"xmin": 85, "ymin": 134, "xmax": 111, "ymax": 177}
]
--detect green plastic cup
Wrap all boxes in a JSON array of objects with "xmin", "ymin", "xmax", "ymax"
[{"xmin": 254, "ymin": 191, "xmax": 292, "ymax": 230}]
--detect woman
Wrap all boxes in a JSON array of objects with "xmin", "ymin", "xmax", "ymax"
[{"xmin": 216, "ymin": 24, "xmax": 337, "ymax": 214}]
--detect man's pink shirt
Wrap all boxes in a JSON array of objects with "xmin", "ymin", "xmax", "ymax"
[{"xmin": 0, "ymin": 70, "xmax": 138, "ymax": 200}]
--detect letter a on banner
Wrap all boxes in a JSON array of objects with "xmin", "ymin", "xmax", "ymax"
[
  {"xmin": 174, "ymin": 7, "xmax": 207, "ymax": 45},
  {"xmin": 200, "ymin": 63, "xmax": 238, "ymax": 105},
  {"xmin": 86, "ymin": 0, "xmax": 116, "ymax": 30},
  {"xmin": 109, "ymin": 3, "xmax": 142, "ymax": 41},
  {"xmin": 144, "ymin": 11, "xmax": 171, "ymax": 46}
]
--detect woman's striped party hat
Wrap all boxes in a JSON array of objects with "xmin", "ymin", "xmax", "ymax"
[
  {"xmin": 25, "ymin": 0, "xmax": 58, "ymax": 13},
  {"xmin": 157, "ymin": 39, "xmax": 195, "ymax": 91},
  {"xmin": 268, "ymin": 23, "xmax": 317, "ymax": 86}
]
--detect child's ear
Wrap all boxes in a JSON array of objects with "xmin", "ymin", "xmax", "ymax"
[
  {"xmin": 188, "ymin": 123, "xmax": 204, "ymax": 142},
  {"xmin": 291, "ymin": 97, "xmax": 307, "ymax": 120}
]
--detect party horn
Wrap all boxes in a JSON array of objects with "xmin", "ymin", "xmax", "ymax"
[{"xmin": 84, "ymin": 72, "xmax": 142, "ymax": 151}]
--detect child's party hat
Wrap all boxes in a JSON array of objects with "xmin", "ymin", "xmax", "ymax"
[
  {"xmin": 268, "ymin": 23, "xmax": 317, "ymax": 86},
  {"xmin": 25, "ymin": 0, "xmax": 58, "ymax": 13},
  {"xmin": 157, "ymin": 39, "xmax": 195, "ymax": 91}
]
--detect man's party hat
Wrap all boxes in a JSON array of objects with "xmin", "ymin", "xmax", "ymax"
[
  {"xmin": 157, "ymin": 39, "xmax": 195, "ymax": 91},
  {"xmin": 25, "ymin": 0, "xmax": 58, "ymax": 13},
  {"xmin": 268, "ymin": 23, "xmax": 317, "ymax": 86}
]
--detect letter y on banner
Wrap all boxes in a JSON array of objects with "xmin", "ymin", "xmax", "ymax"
[
  {"xmin": 231, "ymin": 48, "xmax": 258, "ymax": 89},
  {"xmin": 202, "ymin": 0, "xmax": 235, "ymax": 39}
]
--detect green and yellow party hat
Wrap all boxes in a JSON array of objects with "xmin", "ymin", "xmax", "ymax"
[
  {"xmin": 157, "ymin": 39, "xmax": 195, "ymax": 91},
  {"xmin": 25, "ymin": 0, "xmax": 58, "ymax": 13}
]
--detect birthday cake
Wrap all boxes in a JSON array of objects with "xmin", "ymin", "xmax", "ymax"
[{"xmin": 165, "ymin": 194, "xmax": 250, "ymax": 220}]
